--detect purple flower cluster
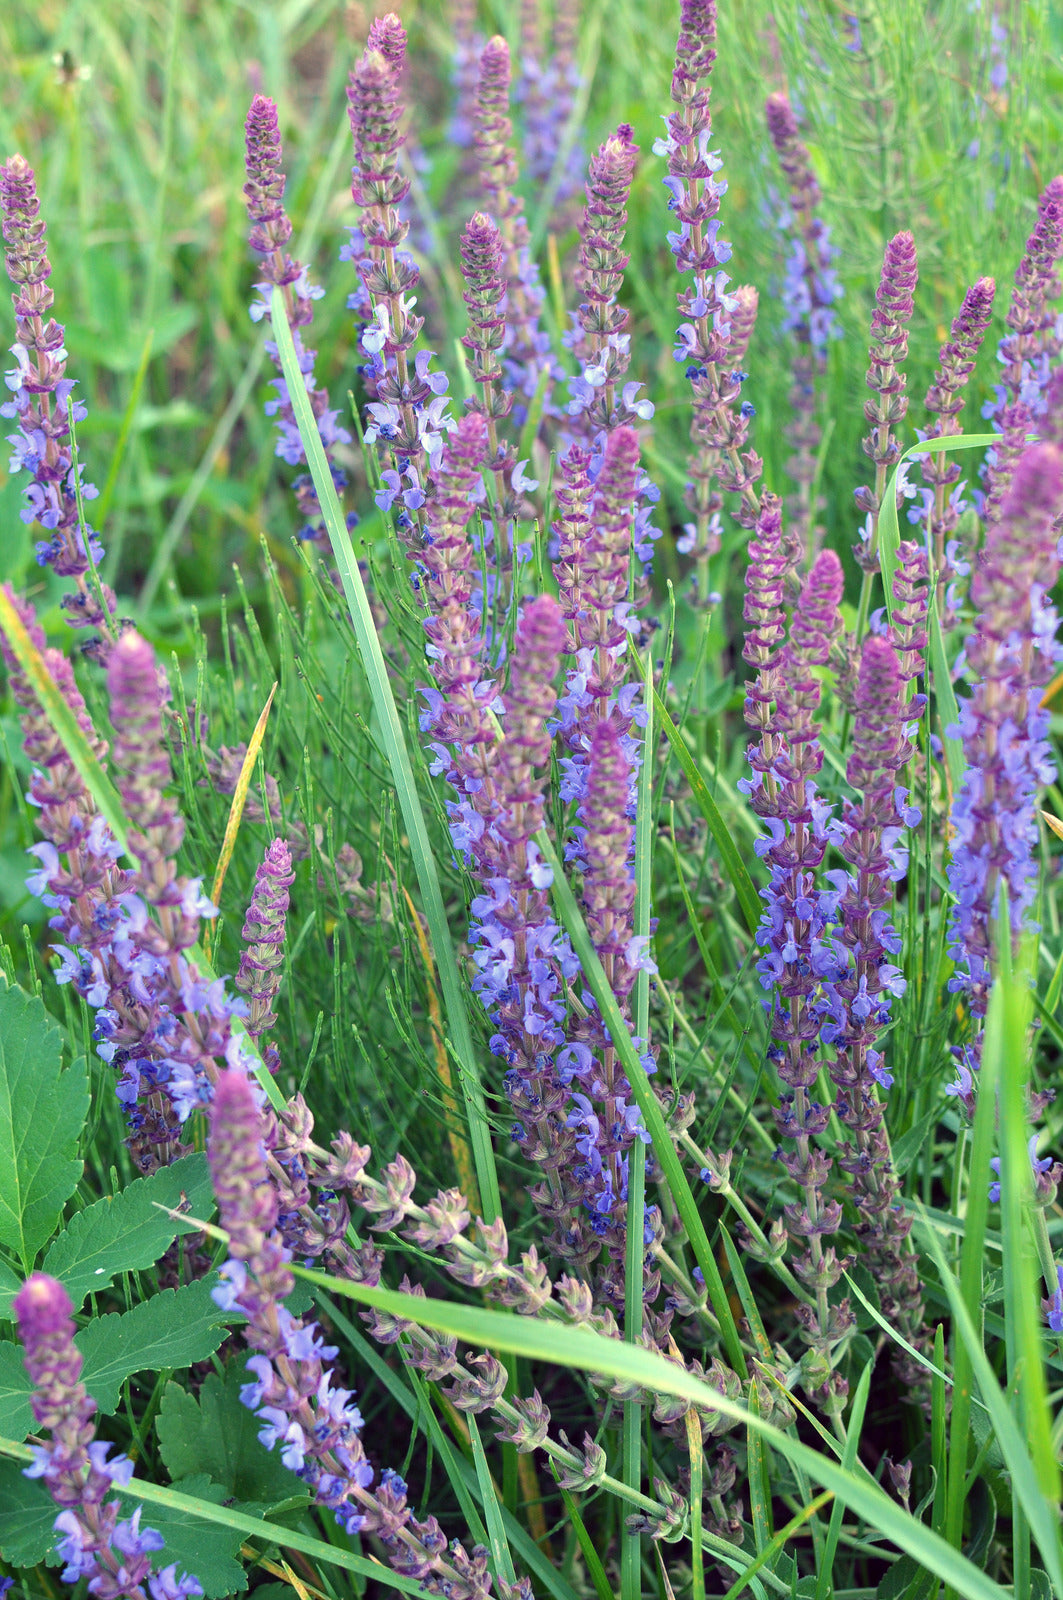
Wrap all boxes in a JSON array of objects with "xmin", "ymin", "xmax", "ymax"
[
  {"xmin": 913, "ymin": 277, "xmax": 995, "ymax": 625},
  {"xmin": 208, "ymin": 1069, "xmax": 508, "ymax": 1598},
  {"xmin": 566, "ymin": 125, "xmax": 654, "ymax": 434},
  {"xmin": 946, "ymin": 440, "xmax": 1063, "ymax": 1041},
  {"xmin": 473, "ymin": 36, "xmax": 555, "ymax": 431},
  {"xmin": 979, "ymin": 176, "xmax": 1063, "ymax": 531},
  {"xmin": 553, "ymin": 426, "xmax": 647, "ymax": 810},
  {"xmin": 14, "ymin": 1273, "xmax": 201, "ymax": 1600},
  {"xmin": 346, "ymin": 21, "xmax": 452, "ymax": 552},
  {"xmin": 2, "ymin": 604, "xmax": 253, "ymax": 1168},
  {"xmin": 243, "ymin": 95, "xmax": 352, "ymax": 547},
  {"xmin": 740, "ymin": 542, "xmax": 853, "ymax": 1397},
  {"xmin": 235, "ymin": 836, "xmax": 295, "ymax": 1071},
  {"xmin": 853, "ymin": 232, "xmax": 918, "ymax": 580},
  {"xmin": 764, "ymin": 91, "xmax": 841, "ymax": 550},
  {"xmin": 0, "ymin": 155, "xmax": 116, "ymax": 641}
]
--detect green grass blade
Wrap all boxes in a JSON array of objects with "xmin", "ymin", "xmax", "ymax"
[
  {"xmin": 720, "ymin": 1491, "xmax": 834, "ymax": 1600},
  {"xmin": 622, "ymin": 648, "xmax": 654, "ymax": 1600},
  {"xmin": 270, "ymin": 284, "xmax": 501, "ymax": 1224},
  {"xmin": 467, "ymin": 1411, "xmax": 518, "ymax": 1588},
  {"xmin": 920, "ymin": 1193, "xmax": 1063, "ymax": 1595},
  {"xmin": 0, "ymin": 1434, "xmax": 423, "ymax": 1593},
  {"xmin": 653, "ymin": 686, "xmax": 761, "ymax": 935},
  {"xmin": 271, "ymin": 1269, "xmax": 1020, "ymax": 1600},
  {"xmin": 533, "ymin": 823, "xmax": 748, "ymax": 1377},
  {"xmin": 555, "ymin": 1482, "xmax": 616, "ymax": 1600},
  {"xmin": 815, "ymin": 1359, "xmax": 872, "ymax": 1600}
]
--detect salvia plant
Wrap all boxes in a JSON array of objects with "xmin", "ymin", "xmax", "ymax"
[{"xmin": 3, "ymin": 3, "xmax": 1063, "ymax": 1598}]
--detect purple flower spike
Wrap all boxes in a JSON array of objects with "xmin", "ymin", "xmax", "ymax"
[
  {"xmin": 660, "ymin": 0, "xmax": 762, "ymax": 580},
  {"xmin": 107, "ymin": 631, "xmax": 185, "ymax": 893},
  {"xmin": 14, "ymin": 1273, "xmax": 202, "ymax": 1600},
  {"xmin": 765, "ymin": 91, "xmax": 841, "ymax": 553},
  {"xmin": 366, "ymin": 12, "xmax": 406, "ymax": 71},
  {"xmin": 568, "ymin": 125, "xmax": 648, "ymax": 434},
  {"xmin": 981, "ymin": 176, "xmax": 1063, "ymax": 529},
  {"xmin": 915, "ymin": 276, "xmax": 995, "ymax": 624},
  {"xmin": 243, "ymin": 96, "xmax": 350, "ymax": 545},
  {"xmin": 209, "ymin": 1072, "xmax": 499, "ymax": 1593},
  {"xmin": 854, "ymin": 232, "xmax": 918, "ymax": 578},
  {"xmin": 472, "ymin": 35, "xmax": 555, "ymax": 442},
  {"xmin": 1, "ymin": 155, "xmax": 115, "ymax": 641},
  {"xmin": 236, "ymin": 838, "xmax": 295, "ymax": 1058},
  {"xmin": 947, "ymin": 440, "xmax": 1063, "ymax": 1022}
]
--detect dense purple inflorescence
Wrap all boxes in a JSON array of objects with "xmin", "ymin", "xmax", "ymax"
[{"xmin": 14, "ymin": 1273, "xmax": 202, "ymax": 1600}]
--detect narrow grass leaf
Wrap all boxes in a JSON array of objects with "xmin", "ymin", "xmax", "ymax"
[
  {"xmin": 204, "ymin": 682, "xmax": 277, "ymax": 960},
  {"xmin": 271, "ymin": 284, "xmax": 501, "ymax": 1223},
  {"xmin": 815, "ymin": 1359, "xmax": 872, "ymax": 1600},
  {"xmin": 720, "ymin": 1491, "xmax": 833, "ymax": 1600},
  {"xmin": 278, "ymin": 1264, "xmax": 1021, "ymax": 1600},
  {"xmin": 919, "ymin": 1207, "xmax": 1063, "ymax": 1595},
  {"xmin": 653, "ymin": 686, "xmax": 761, "ymax": 934}
]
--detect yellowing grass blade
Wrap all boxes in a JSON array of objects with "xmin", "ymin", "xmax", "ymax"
[{"xmin": 203, "ymin": 682, "xmax": 277, "ymax": 959}]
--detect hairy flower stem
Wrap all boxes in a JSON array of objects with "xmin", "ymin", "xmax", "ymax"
[{"xmin": 853, "ymin": 231, "xmax": 918, "ymax": 645}]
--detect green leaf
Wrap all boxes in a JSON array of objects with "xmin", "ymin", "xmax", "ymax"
[
  {"xmin": 0, "ymin": 982, "xmax": 89, "ymax": 1267},
  {"xmin": 0, "ymin": 1338, "xmax": 33, "ymax": 1442},
  {"xmin": 76, "ymin": 1279, "xmax": 232, "ymax": 1414},
  {"xmin": 653, "ymin": 687, "xmax": 761, "ymax": 934},
  {"xmin": 41, "ymin": 1154, "xmax": 216, "ymax": 1312},
  {"xmin": 0, "ymin": 1454, "xmax": 57, "ymax": 1565},
  {"xmin": 890, "ymin": 1107, "xmax": 940, "ymax": 1178},
  {"xmin": 117, "ymin": 1474, "xmax": 248, "ymax": 1598},
  {"xmin": 0, "ymin": 1257, "xmax": 21, "ymax": 1323},
  {"xmin": 156, "ymin": 1361, "xmax": 308, "ymax": 1507},
  {"xmin": 0, "ymin": 1279, "xmax": 233, "ymax": 1443}
]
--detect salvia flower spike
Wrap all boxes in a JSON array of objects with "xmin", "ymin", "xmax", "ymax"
[
  {"xmin": 14, "ymin": 1273, "xmax": 202, "ymax": 1600},
  {"xmin": 242, "ymin": 95, "xmax": 352, "ymax": 549},
  {"xmin": 0, "ymin": 154, "xmax": 116, "ymax": 643}
]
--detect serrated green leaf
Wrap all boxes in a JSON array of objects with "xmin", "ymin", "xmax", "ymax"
[
  {"xmin": 76, "ymin": 1279, "xmax": 232, "ymax": 1414},
  {"xmin": 116, "ymin": 1474, "xmax": 247, "ymax": 1598},
  {"xmin": 41, "ymin": 1154, "xmax": 216, "ymax": 1312},
  {"xmin": 0, "ymin": 983, "xmax": 89, "ymax": 1266},
  {"xmin": 0, "ymin": 1278, "xmax": 233, "ymax": 1443},
  {"xmin": 0, "ymin": 1454, "xmax": 56, "ymax": 1565},
  {"xmin": 0, "ymin": 1338, "xmax": 33, "ymax": 1442},
  {"xmin": 0, "ymin": 1257, "xmax": 21, "ymax": 1323},
  {"xmin": 156, "ymin": 1362, "xmax": 308, "ymax": 1507}
]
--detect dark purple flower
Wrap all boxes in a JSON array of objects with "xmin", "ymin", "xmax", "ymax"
[
  {"xmin": 947, "ymin": 440, "xmax": 1063, "ymax": 1024},
  {"xmin": 764, "ymin": 91, "xmax": 842, "ymax": 554},
  {"xmin": 980, "ymin": 176, "xmax": 1063, "ymax": 529},
  {"xmin": 914, "ymin": 276, "xmax": 995, "ymax": 623}
]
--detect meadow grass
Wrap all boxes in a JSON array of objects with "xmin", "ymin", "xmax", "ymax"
[{"xmin": 1, "ymin": 1, "xmax": 1063, "ymax": 1598}]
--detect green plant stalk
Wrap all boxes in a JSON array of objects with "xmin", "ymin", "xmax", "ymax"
[
  {"xmin": 622, "ymin": 649, "xmax": 653, "ymax": 1600},
  {"xmin": 270, "ymin": 283, "xmax": 501, "ymax": 1224}
]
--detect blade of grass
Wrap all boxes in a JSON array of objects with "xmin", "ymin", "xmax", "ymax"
[
  {"xmin": 719, "ymin": 1491, "xmax": 834, "ymax": 1600},
  {"xmin": 467, "ymin": 1412, "xmax": 518, "ymax": 1589},
  {"xmin": 203, "ymin": 682, "xmax": 277, "ymax": 960},
  {"xmin": 554, "ymin": 1482, "xmax": 615, "ymax": 1600},
  {"xmin": 271, "ymin": 284, "xmax": 501, "ymax": 1224},
  {"xmin": 533, "ymin": 821, "xmax": 747, "ymax": 1377},
  {"xmin": 269, "ymin": 1268, "xmax": 1021, "ymax": 1600},
  {"xmin": 653, "ymin": 686, "xmax": 761, "ymax": 934},
  {"xmin": 920, "ymin": 1191, "xmax": 1063, "ymax": 1595},
  {"xmin": 815, "ymin": 1360, "xmax": 872, "ymax": 1600},
  {"xmin": 0, "ymin": 1434, "xmax": 423, "ymax": 1594}
]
